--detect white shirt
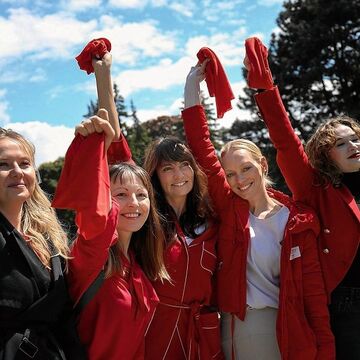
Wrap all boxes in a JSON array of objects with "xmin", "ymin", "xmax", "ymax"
[{"xmin": 246, "ymin": 205, "xmax": 290, "ymax": 309}]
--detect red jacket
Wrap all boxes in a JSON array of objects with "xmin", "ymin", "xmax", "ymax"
[
  {"xmin": 145, "ymin": 222, "xmax": 223, "ymax": 360},
  {"xmin": 182, "ymin": 105, "xmax": 335, "ymax": 360},
  {"xmin": 254, "ymin": 87, "xmax": 360, "ymax": 296}
]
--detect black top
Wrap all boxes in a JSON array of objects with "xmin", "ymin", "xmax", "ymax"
[
  {"xmin": 336, "ymin": 171, "xmax": 360, "ymax": 288},
  {"xmin": 0, "ymin": 212, "xmax": 85, "ymax": 360}
]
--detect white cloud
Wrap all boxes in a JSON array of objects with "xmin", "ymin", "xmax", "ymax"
[
  {"xmin": 109, "ymin": 0, "xmax": 146, "ymax": 8},
  {"xmin": 0, "ymin": 8, "xmax": 97, "ymax": 60},
  {"xmin": 185, "ymin": 29, "xmax": 247, "ymax": 67},
  {"xmin": 5, "ymin": 121, "xmax": 74, "ymax": 165},
  {"xmin": 114, "ymin": 56, "xmax": 193, "ymax": 96},
  {"xmin": 0, "ymin": 89, "xmax": 10, "ymax": 125},
  {"xmin": 0, "ymin": 9, "xmax": 176, "ymax": 66},
  {"xmin": 62, "ymin": 0, "xmax": 103, "ymax": 11},
  {"xmin": 168, "ymin": 1, "xmax": 195, "ymax": 17},
  {"xmin": 93, "ymin": 17, "xmax": 176, "ymax": 64}
]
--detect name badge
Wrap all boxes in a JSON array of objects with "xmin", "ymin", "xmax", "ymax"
[{"xmin": 290, "ymin": 246, "xmax": 301, "ymax": 260}]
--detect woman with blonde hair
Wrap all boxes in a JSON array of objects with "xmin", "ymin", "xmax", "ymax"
[
  {"xmin": 245, "ymin": 36, "xmax": 360, "ymax": 359},
  {"xmin": 181, "ymin": 62, "xmax": 334, "ymax": 359},
  {"xmin": 0, "ymin": 128, "xmax": 83, "ymax": 359}
]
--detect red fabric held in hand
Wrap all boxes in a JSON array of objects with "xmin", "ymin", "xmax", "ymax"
[
  {"xmin": 245, "ymin": 37, "xmax": 274, "ymax": 90},
  {"xmin": 197, "ymin": 47, "xmax": 234, "ymax": 119},
  {"xmin": 75, "ymin": 38, "xmax": 112, "ymax": 74},
  {"xmin": 52, "ymin": 133, "xmax": 110, "ymax": 239}
]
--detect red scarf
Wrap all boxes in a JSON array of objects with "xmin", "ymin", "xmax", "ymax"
[
  {"xmin": 245, "ymin": 37, "xmax": 274, "ymax": 90},
  {"xmin": 75, "ymin": 38, "xmax": 112, "ymax": 74},
  {"xmin": 197, "ymin": 47, "xmax": 234, "ymax": 119}
]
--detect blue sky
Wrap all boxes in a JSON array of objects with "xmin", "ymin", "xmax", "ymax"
[{"xmin": 0, "ymin": 0, "xmax": 283, "ymax": 164}]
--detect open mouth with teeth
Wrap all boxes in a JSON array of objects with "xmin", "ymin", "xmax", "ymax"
[
  {"xmin": 172, "ymin": 181, "xmax": 187, "ymax": 187},
  {"xmin": 238, "ymin": 182, "xmax": 252, "ymax": 191},
  {"xmin": 121, "ymin": 213, "xmax": 141, "ymax": 219}
]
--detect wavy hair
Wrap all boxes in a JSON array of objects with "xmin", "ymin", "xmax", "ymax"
[
  {"xmin": 0, "ymin": 128, "xmax": 69, "ymax": 266},
  {"xmin": 220, "ymin": 138, "xmax": 273, "ymax": 187},
  {"xmin": 106, "ymin": 163, "xmax": 169, "ymax": 281},
  {"xmin": 143, "ymin": 137, "xmax": 214, "ymax": 241},
  {"xmin": 305, "ymin": 116, "xmax": 360, "ymax": 186}
]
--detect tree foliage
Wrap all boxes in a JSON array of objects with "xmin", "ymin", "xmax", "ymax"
[
  {"xmin": 236, "ymin": 0, "xmax": 360, "ymax": 193},
  {"xmin": 269, "ymin": 0, "xmax": 360, "ymax": 140},
  {"xmin": 38, "ymin": 158, "xmax": 77, "ymax": 241}
]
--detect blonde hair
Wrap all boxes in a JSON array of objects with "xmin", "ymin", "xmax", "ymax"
[
  {"xmin": 305, "ymin": 116, "xmax": 360, "ymax": 186},
  {"xmin": 106, "ymin": 163, "xmax": 169, "ymax": 282},
  {"xmin": 0, "ymin": 128, "xmax": 69, "ymax": 266},
  {"xmin": 220, "ymin": 138, "xmax": 273, "ymax": 187}
]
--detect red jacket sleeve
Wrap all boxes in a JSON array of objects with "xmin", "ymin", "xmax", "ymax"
[
  {"xmin": 301, "ymin": 230, "xmax": 335, "ymax": 359},
  {"xmin": 107, "ymin": 133, "xmax": 133, "ymax": 164},
  {"xmin": 68, "ymin": 201, "xmax": 120, "ymax": 304},
  {"xmin": 254, "ymin": 87, "xmax": 317, "ymax": 202},
  {"xmin": 52, "ymin": 133, "xmax": 110, "ymax": 240},
  {"xmin": 182, "ymin": 105, "xmax": 232, "ymax": 213}
]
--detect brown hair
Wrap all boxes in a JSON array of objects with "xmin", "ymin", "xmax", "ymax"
[
  {"xmin": 106, "ymin": 163, "xmax": 168, "ymax": 281},
  {"xmin": 220, "ymin": 138, "xmax": 273, "ymax": 187},
  {"xmin": 0, "ymin": 128, "xmax": 69, "ymax": 266},
  {"xmin": 305, "ymin": 116, "xmax": 360, "ymax": 186},
  {"xmin": 143, "ymin": 137, "xmax": 214, "ymax": 241}
]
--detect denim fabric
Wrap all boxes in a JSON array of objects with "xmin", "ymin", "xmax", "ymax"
[{"xmin": 329, "ymin": 287, "xmax": 360, "ymax": 360}]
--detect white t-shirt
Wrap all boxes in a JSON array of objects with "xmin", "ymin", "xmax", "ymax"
[{"xmin": 246, "ymin": 205, "xmax": 290, "ymax": 309}]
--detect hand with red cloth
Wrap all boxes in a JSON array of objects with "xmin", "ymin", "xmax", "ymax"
[
  {"xmin": 52, "ymin": 109, "xmax": 115, "ymax": 240},
  {"xmin": 196, "ymin": 47, "xmax": 234, "ymax": 119},
  {"xmin": 75, "ymin": 38, "xmax": 112, "ymax": 74},
  {"xmin": 244, "ymin": 37, "xmax": 274, "ymax": 90}
]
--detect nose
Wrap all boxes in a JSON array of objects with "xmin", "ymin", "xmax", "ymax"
[
  {"xmin": 128, "ymin": 193, "xmax": 139, "ymax": 207},
  {"xmin": 10, "ymin": 163, "xmax": 23, "ymax": 178},
  {"xmin": 349, "ymin": 140, "xmax": 359, "ymax": 149},
  {"xmin": 173, "ymin": 166, "xmax": 184, "ymax": 179}
]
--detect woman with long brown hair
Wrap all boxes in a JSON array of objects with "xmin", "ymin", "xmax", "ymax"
[
  {"xmin": 52, "ymin": 41, "xmax": 169, "ymax": 359},
  {"xmin": 142, "ymin": 136, "xmax": 222, "ymax": 360}
]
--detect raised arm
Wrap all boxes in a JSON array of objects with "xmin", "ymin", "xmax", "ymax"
[
  {"xmin": 93, "ymin": 53, "xmax": 133, "ymax": 164},
  {"xmin": 182, "ymin": 63, "xmax": 232, "ymax": 213},
  {"xmin": 244, "ymin": 37, "xmax": 316, "ymax": 201}
]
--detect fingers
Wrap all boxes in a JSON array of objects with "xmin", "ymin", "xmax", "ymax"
[
  {"xmin": 243, "ymin": 56, "xmax": 250, "ymax": 70},
  {"xmin": 74, "ymin": 109, "xmax": 111, "ymax": 137}
]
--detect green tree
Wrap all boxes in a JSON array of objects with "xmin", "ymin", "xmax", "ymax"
[
  {"xmin": 201, "ymin": 91, "xmax": 222, "ymax": 150},
  {"xmin": 83, "ymin": 82, "xmax": 130, "ymax": 133},
  {"xmin": 38, "ymin": 158, "xmax": 77, "ymax": 241},
  {"xmin": 126, "ymin": 100, "xmax": 151, "ymax": 164}
]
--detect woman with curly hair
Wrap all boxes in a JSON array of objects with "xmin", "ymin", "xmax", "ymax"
[{"xmin": 246, "ymin": 36, "xmax": 360, "ymax": 359}]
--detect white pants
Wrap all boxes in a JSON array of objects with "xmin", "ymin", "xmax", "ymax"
[{"xmin": 221, "ymin": 307, "xmax": 281, "ymax": 360}]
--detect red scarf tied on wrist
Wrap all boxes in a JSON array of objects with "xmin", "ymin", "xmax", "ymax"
[
  {"xmin": 197, "ymin": 47, "xmax": 234, "ymax": 119},
  {"xmin": 245, "ymin": 37, "xmax": 274, "ymax": 90},
  {"xmin": 75, "ymin": 38, "xmax": 112, "ymax": 74}
]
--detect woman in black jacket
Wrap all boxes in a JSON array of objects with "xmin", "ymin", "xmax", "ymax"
[{"xmin": 0, "ymin": 128, "xmax": 83, "ymax": 359}]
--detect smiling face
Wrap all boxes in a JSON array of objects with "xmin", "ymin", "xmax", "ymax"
[
  {"xmin": 221, "ymin": 148, "xmax": 268, "ymax": 203},
  {"xmin": 111, "ymin": 172, "xmax": 150, "ymax": 235},
  {"xmin": 0, "ymin": 138, "xmax": 36, "ymax": 211},
  {"xmin": 156, "ymin": 160, "xmax": 194, "ymax": 203},
  {"xmin": 329, "ymin": 124, "xmax": 360, "ymax": 173}
]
